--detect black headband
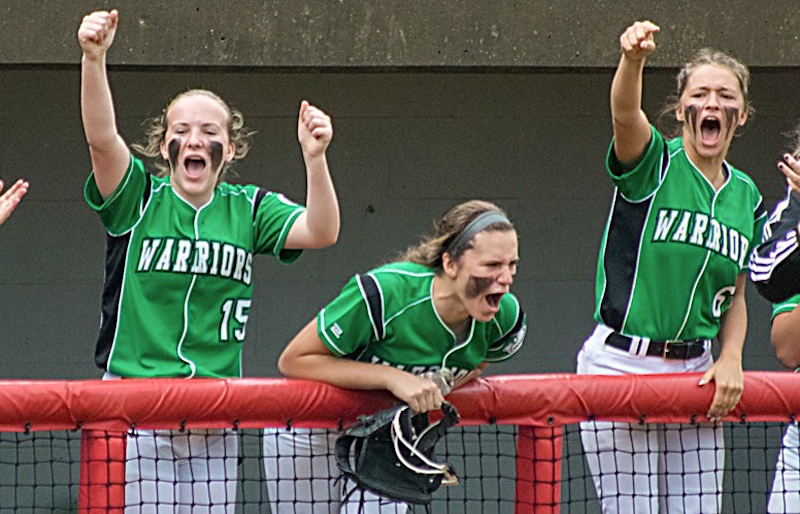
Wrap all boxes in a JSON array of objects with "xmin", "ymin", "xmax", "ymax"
[{"xmin": 445, "ymin": 211, "xmax": 510, "ymax": 256}]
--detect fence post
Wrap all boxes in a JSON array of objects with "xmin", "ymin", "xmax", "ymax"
[
  {"xmin": 516, "ymin": 425, "xmax": 562, "ymax": 514},
  {"xmin": 78, "ymin": 429, "xmax": 126, "ymax": 513}
]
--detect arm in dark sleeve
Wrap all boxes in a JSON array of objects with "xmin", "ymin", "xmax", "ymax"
[{"xmin": 751, "ymin": 189, "xmax": 800, "ymax": 303}]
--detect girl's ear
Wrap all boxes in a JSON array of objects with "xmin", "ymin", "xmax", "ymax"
[
  {"xmin": 675, "ymin": 104, "xmax": 685, "ymax": 123},
  {"xmin": 738, "ymin": 108, "xmax": 749, "ymax": 127},
  {"xmin": 442, "ymin": 252, "xmax": 459, "ymax": 279}
]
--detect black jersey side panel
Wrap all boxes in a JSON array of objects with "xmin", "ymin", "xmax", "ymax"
[
  {"xmin": 94, "ymin": 174, "xmax": 152, "ymax": 370},
  {"xmin": 252, "ymin": 188, "xmax": 267, "ymax": 221},
  {"xmin": 598, "ymin": 196, "xmax": 652, "ymax": 331},
  {"xmin": 599, "ymin": 142, "xmax": 667, "ymax": 331},
  {"xmin": 752, "ymin": 190, "xmax": 800, "ymax": 303},
  {"xmin": 94, "ymin": 232, "xmax": 131, "ymax": 369}
]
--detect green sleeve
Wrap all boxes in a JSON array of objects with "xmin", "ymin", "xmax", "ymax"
[
  {"xmin": 317, "ymin": 275, "xmax": 378, "ymax": 357},
  {"xmin": 772, "ymin": 294, "xmax": 800, "ymax": 319},
  {"xmin": 253, "ymin": 191, "xmax": 306, "ymax": 263},
  {"xmin": 606, "ymin": 125, "xmax": 665, "ymax": 202},
  {"xmin": 485, "ymin": 293, "xmax": 526, "ymax": 363},
  {"xmin": 84, "ymin": 154, "xmax": 147, "ymax": 236}
]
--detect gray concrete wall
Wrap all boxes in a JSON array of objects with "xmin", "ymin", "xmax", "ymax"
[
  {"xmin": 0, "ymin": 66, "xmax": 795, "ymax": 380},
  {"xmin": 3, "ymin": 1, "xmax": 800, "ymax": 67},
  {"xmin": 1, "ymin": 1, "xmax": 799, "ymax": 381}
]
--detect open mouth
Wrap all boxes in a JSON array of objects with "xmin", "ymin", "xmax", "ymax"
[
  {"xmin": 486, "ymin": 293, "xmax": 504, "ymax": 309},
  {"xmin": 184, "ymin": 157, "xmax": 207, "ymax": 178},
  {"xmin": 699, "ymin": 117, "xmax": 721, "ymax": 145}
]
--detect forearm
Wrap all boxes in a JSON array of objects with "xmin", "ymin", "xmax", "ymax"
[
  {"xmin": 718, "ymin": 292, "xmax": 746, "ymax": 366},
  {"xmin": 81, "ymin": 54, "xmax": 129, "ymax": 197},
  {"xmin": 303, "ymin": 152, "xmax": 339, "ymax": 246},
  {"xmin": 280, "ymin": 351, "xmax": 396, "ymax": 391},
  {"xmin": 610, "ymin": 56, "xmax": 646, "ymax": 128},
  {"xmin": 81, "ymin": 54, "xmax": 120, "ymax": 150},
  {"xmin": 609, "ymin": 55, "xmax": 652, "ymax": 165},
  {"xmin": 285, "ymin": 152, "xmax": 339, "ymax": 249}
]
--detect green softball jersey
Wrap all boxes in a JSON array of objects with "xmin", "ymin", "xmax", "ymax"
[
  {"xmin": 595, "ymin": 126, "xmax": 766, "ymax": 341},
  {"xmin": 316, "ymin": 261, "xmax": 526, "ymax": 382},
  {"xmin": 85, "ymin": 155, "xmax": 305, "ymax": 378}
]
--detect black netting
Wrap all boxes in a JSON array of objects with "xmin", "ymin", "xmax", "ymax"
[{"xmin": 2, "ymin": 421, "xmax": 793, "ymax": 513}]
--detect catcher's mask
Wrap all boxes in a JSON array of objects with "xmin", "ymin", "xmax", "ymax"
[{"xmin": 335, "ymin": 402, "xmax": 460, "ymax": 505}]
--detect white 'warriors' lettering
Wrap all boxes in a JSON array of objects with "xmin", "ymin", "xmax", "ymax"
[
  {"xmin": 220, "ymin": 245, "xmax": 235, "ymax": 277},
  {"xmin": 367, "ymin": 358, "xmax": 470, "ymax": 380},
  {"xmin": 720, "ymin": 224, "xmax": 728, "ymax": 255},
  {"xmin": 243, "ymin": 253, "xmax": 253, "ymax": 284},
  {"xmin": 653, "ymin": 210, "xmax": 679, "ymax": 241},
  {"xmin": 210, "ymin": 241, "xmax": 221, "ymax": 275},
  {"xmin": 137, "ymin": 239, "xmax": 162, "ymax": 271},
  {"xmin": 137, "ymin": 238, "xmax": 253, "ymax": 284},
  {"xmin": 689, "ymin": 213, "xmax": 708, "ymax": 245},
  {"xmin": 191, "ymin": 241, "xmax": 209, "ymax": 274},
  {"xmin": 154, "ymin": 239, "xmax": 175, "ymax": 271},
  {"xmin": 705, "ymin": 219, "xmax": 721, "ymax": 252},
  {"xmin": 173, "ymin": 240, "xmax": 192, "ymax": 272},
  {"xmin": 729, "ymin": 229, "xmax": 740, "ymax": 263},
  {"xmin": 672, "ymin": 212, "xmax": 691, "ymax": 243},
  {"xmin": 652, "ymin": 208, "xmax": 751, "ymax": 266},
  {"xmin": 738, "ymin": 234, "xmax": 749, "ymax": 268},
  {"xmin": 671, "ymin": 211, "xmax": 692, "ymax": 242},
  {"xmin": 233, "ymin": 248, "xmax": 247, "ymax": 281}
]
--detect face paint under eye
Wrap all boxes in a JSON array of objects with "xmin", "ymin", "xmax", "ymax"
[
  {"xmin": 684, "ymin": 105, "xmax": 699, "ymax": 134},
  {"xmin": 723, "ymin": 106, "xmax": 740, "ymax": 135},
  {"xmin": 465, "ymin": 276, "xmax": 494, "ymax": 299},
  {"xmin": 167, "ymin": 138, "xmax": 181, "ymax": 171},
  {"xmin": 209, "ymin": 141, "xmax": 223, "ymax": 173}
]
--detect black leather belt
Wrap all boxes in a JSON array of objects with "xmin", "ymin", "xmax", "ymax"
[{"xmin": 605, "ymin": 332, "xmax": 708, "ymax": 360}]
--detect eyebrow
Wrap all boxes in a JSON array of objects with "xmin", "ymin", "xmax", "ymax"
[
  {"xmin": 690, "ymin": 85, "xmax": 737, "ymax": 93},
  {"xmin": 170, "ymin": 121, "xmax": 224, "ymax": 130}
]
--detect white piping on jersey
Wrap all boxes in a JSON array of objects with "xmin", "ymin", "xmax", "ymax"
[
  {"xmin": 274, "ymin": 208, "xmax": 305, "ymax": 257},
  {"xmin": 673, "ymin": 149, "xmax": 723, "ymax": 340},
  {"xmin": 99, "ymin": 154, "xmax": 138, "ymax": 218},
  {"xmin": 103, "ymin": 157, "xmax": 152, "ymax": 238},
  {"xmin": 730, "ymin": 170, "xmax": 766, "ymax": 274},
  {"xmin": 272, "ymin": 193, "xmax": 305, "ymax": 256},
  {"xmin": 619, "ymin": 148, "xmax": 671, "ymax": 331},
  {"xmin": 216, "ymin": 187, "xmax": 305, "ymax": 258},
  {"xmin": 373, "ymin": 268, "xmax": 434, "ymax": 279},
  {"xmin": 106, "ymin": 166, "xmax": 159, "ymax": 372},
  {"xmin": 357, "ymin": 273, "xmax": 385, "ymax": 341},
  {"xmin": 619, "ymin": 144, "xmax": 742, "ymax": 339},
  {"xmin": 421, "ymin": 278, "xmax": 475, "ymax": 371},
  {"xmin": 173, "ymin": 206, "xmax": 212, "ymax": 379},
  {"xmin": 384, "ymin": 296, "xmax": 433, "ymax": 326},
  {"xmin": 176, "ymin": 274, "xmax": 199, "ymax": 378},
  {"xmin": 491, "ymin": 294, "xmax": 520, "ymax": 341},
  {"xmin": 601, "ymin": 141, "xmax": 673, "ymax": 330},
  {"xmin": 367, "ymin": 267, "xmax": 472, "ymax": 369},
  {"xmin": 318, "ymin": 308, "xmax": 347, "ymax": 356},
  {"xmin": 484, "ymin": 295, "xmax": 523, "ymax": 363}
]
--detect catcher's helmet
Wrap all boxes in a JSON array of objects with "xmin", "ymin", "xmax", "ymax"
[{"xmin": 335, "ymin": 402, "xmax": 460, "ymax": 505}]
